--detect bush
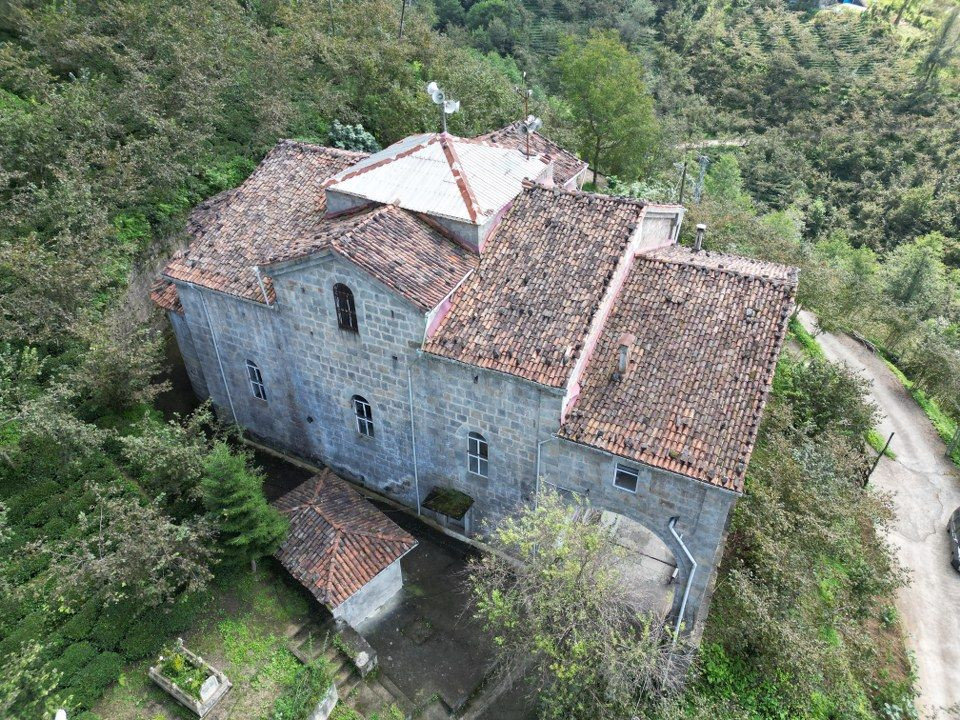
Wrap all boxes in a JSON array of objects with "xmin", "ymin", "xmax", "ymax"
[
  {"xmin": 118, "ymin": 614, "xmax": 166, "ymax": 660},
  {"xmin": 62, "ymin": 599, "xmax": 101, "ymax": 641},
  {"xmin": 90, "ymin": 600, "xmax": 137, "ymax": 650},
  {"xmin": 53, "ymin": 641, "xmax": 98, "ymax": 682},
  {"xmin": 68, "ymin": 651, "xmax": 123, "ymax": 708},
  {"xmin": 328, "ymin": 120, "xmax": 381, "ymax": 153}
]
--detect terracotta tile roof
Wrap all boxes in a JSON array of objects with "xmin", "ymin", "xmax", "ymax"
[
  {"xmin": 158, "ymin": 139, "xmax": 475, "ymax": 312},
  {"xmin": 559, "ymin": 246, "xmax": 797, "ymax": 492},
  {"xmin": 150, "ymin": 279, "xmax": 182, "ymax": 314},
  {"xmin": 475, "ymin": 122, "xmax": 588, "ymax": 187},
  {"xmin": 274, "ymin": 470, "xmax": 417, "ymax": 609},
  {"xmin": 265, "ymin": 205, "xmax": 477, "ymax": 311},
  {"xmin": 161, "ymin": 140, "xmax": 368, "ymax": 303},
  {"xmin": 423, "ymin": 185, "xmax": 646, "ymax": 387}
]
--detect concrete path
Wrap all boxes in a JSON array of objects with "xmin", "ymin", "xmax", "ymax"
[{"xmin": 798, "ymin": 312, "xmax": 960, "ymax": 718}]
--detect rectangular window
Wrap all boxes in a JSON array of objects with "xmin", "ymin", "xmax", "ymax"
[
  {"xmin": 468, "ymin": 432, "xmax": 488, "ymax": 477},
  {"xmin": 246, "ymin": 360, "xmax": 266, "ymax": 401},
  {"xmin": 613, "ymin": 463, "xmax": 639, "ymax": 493},
  {"xmin": 354, "ymin": 396, "xmax": 374, "ymax": 437}
]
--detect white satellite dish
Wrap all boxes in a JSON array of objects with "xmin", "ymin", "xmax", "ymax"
[{"xmin": 425, "ymin": 81, "xmax": 459, "ymax": 132}]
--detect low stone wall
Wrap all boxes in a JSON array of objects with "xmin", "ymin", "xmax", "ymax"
[{"xmin": 148, "ymin": 641, "xmax": 231, "ymax": 718}]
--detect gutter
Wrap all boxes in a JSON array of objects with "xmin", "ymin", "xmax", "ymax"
[
  {"xmin": 668, "ymin": 516, "xmax": 697, "ymax": 645},
  {"xmin": 199, "ymin": 291, "xmax": 238, "ymax": 424}
]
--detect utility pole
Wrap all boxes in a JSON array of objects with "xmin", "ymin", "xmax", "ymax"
[
  {"xmin": 677, "ymin": 161, "xmax": 688, "ymax": 204},
  {"xmin": 865, "ymin": 432, "xmax": 895, "ymax": 487},
  {"xmin": 398, "ymin": 0, "xmax": 407, "ymax": 39},
  {"xmin": 692, "ymin": 154, "xmax": 710, "ymax": 204},
  {"xmin": 514, "ymin": 72, "xmax": 534, "ymax": 156}
]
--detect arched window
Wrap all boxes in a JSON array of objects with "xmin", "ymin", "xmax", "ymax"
[
  {"xmin": 468, "ymin": 432, "xmax": 488, "ymax": 477},
  {"xmin": 353, "ymin": 395, "xmax": 374, "ymax": 437},
  {"xmin": 333, "ymin": 283, "xmax": 358, "ymax": 332},
  {"xmin": 246, "ymin": 360, "xmax": 266, "ymax": 400}
]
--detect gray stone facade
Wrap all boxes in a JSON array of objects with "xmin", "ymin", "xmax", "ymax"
[{"xmin": 166, "ymin": 250, "xmax": 738, "ymax": 636}]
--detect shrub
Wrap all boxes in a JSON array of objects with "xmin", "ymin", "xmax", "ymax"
[
  {"xmin": 68, "ymin": 651, "xmax": 123, "ymax": 708},
  {"xmin": 90, "ymin": 600, "xmax": 137, "ymax": 650},
  {"xmin": 53, "ymin": 641, "xmax": 98, "ymax": 682},
  {"xmin": 62, "ymin": 598, "xmax": 101, "ymax": 641},
  {"xmin": 118, "ymin": 614, "xmax": 166, "ymax": 660},
  {"xmin": 328, "ymin": 120, "xmax": 381, "ymax": 153}
]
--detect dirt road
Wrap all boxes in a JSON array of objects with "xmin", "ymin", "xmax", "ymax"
[{"xmin": 798, "ymin": 312, "xmax": 960, "ymax": 718}]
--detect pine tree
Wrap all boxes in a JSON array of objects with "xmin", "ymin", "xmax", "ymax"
[{"xmin": 201, "ymin": 443, "xmax": 288, "ymax": 572}]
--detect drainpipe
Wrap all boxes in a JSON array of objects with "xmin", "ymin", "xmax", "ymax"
[
  {"xmin": 199, "ymin": 290, "xmax": 238, "ymax": 424},
  {"xmin": 535, "ymin": 436, "xmax": 554, "ymax": 510},
  {"xmin": 407, "ymin": 356, "xmax": 422, "ymax": 515},
  {"xmin": 668, "ymin": 516, "xmax": 697, "ymax": 646}
]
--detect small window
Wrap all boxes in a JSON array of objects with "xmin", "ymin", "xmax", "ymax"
[
  {"xmin": 353, "ymin": 395, "xmax": 374, "ymax": 437},
  {"xmin": 333, "ymin": 283, "xmax": 358, "ymax": 332},
  {"xmin": 246, "ymin": 360, "xmax": 267, "ymax": 400},
  {"xmin": 614, "ymin": 463, "xmax": 639, "ymax": 493},
  {"xmin": 468, "ymin": 432, "xmax": 488, "ymax": 477}
]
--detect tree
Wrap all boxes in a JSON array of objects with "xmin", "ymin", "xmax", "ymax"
[
  {"xmin": 328, "ymin": 120, "xmax": 381, "ymax": 153},
  {"xmin": 27, "ymin": 486, "xmax": 215, "ymax": 608},
  {"xmin": 554, "ymin": 30, "xmax": 659, "ymax": 184},
  {"xmin": 468, "ymin": 489, "xmax": 683, "ymax": 720},
  {"xmin": 200, "ymin": 442, "xmax": 288, "ymax": 572}
]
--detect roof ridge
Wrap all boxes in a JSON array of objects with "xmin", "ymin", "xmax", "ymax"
[
  {"xmin": 638, "ymin": 247, "xmax": 799, "ymax": 285},
  {"xmin": 438, "ymin": 133, "xmax": 481, "ymax": 223},
  {"xmin": 522, "ymin": 182, "xmax": 649, "ymax": 209}
]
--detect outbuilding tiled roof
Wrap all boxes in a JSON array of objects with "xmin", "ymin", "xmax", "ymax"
[
  {"xmin": 559, "ymin": 246, "xmax": 797, "ymax": 492},
  {"xmin": 274, "ymin": 470, "xmax": 418, "ymax": 609},
  {"xmin": 475, "ymin": 122, "xmax": 588, "ymax": 187},
  {"xmin": 423, "ymin": 185, "xmax": 646, "ymax": 387}
]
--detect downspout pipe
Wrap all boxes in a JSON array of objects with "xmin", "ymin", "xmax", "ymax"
[
  {"xmin": 199, "ymin": 290, "xmax": 238, "ymax": 424},
  {"xmin": 407, "ymin": 356, "xmax": 422, "ymax": 515},
  {"xmin": 668, "ymin": 515, "xmax": 697, "ymax": 646},
  {"xmin": 535, "ymin": 436, "xmax": 554, "ymax": 510}
]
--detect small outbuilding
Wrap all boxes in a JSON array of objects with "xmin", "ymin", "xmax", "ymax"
[{"xmin": 274, "ymin": 470, "xmax": 418, "ymax": 626}]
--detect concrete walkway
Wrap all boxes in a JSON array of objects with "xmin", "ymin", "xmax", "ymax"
[{"xmin": 798, "ymin": 312, "xmax": 960, "ymax": 718}]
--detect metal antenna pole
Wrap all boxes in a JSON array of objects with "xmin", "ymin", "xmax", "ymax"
[
  {"xmin": 677, "ymin": 161, "xmax": 688, "ymax": 204},
  {"xmin": 693, "ymin": 154, "xmax": 710, "ymax": 204}
]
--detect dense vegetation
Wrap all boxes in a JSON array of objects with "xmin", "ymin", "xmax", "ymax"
[{"xmin": 2, "ymin": 0, "xmax": 957, "ymax": 717}]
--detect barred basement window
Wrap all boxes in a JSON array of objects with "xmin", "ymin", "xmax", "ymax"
[
  {"xmin": 613, "ymin": 463, "xmax": 639, "ymax": 493},
  {"xmin": 333, "ymin": 283, "xmax": 358, "ymax": 332},
  {"xmin": 353, "ymin": 395, "xmax": 374, "ymax": 437},
  {"xmin": 468, "ymin": 432, "xmax": 488, "ymax": 477},
  {"xmin": 246, "ymin": 360, "xmax": 266, "ymax": 401}
]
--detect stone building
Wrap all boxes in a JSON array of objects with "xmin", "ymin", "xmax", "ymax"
[{"xmin": 152, "ymin": 126, "xmax": 797, "ymax": 635}]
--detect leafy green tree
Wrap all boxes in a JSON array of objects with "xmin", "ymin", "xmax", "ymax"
[
  {"xmin": 201, "ymin": 442, "xmax": 288, "ymax": 572},
  {"xmin": 328, "ymin": 120, "xmax": 381, "ymax": 153},
  {"xmin": 469, "ymin": 489, "xmax": 684, "ymax": 720},
  {"xmin": 554, "ymin": 30, "xmax": 659, "ymax": 183},
  {"xmin": 881, "ymin": 234, "xmax": 949, "ymax": 316}
]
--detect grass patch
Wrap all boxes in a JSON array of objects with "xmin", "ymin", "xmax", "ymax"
[
  {"xmin": 788, "ymin": 316, "xmax": 826, "ymax": 359},
  {"xmin": 866, "ymin": 428, "xmax": 896, "ymax": 459},
  {"xmin": 877, "ymin": 352, "xmax": 960, "ymax": 466}
]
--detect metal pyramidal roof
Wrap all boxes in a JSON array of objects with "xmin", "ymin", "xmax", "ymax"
[{"xmin": 323, "ymin": 132, "xmax": 549, "ymax": 225}]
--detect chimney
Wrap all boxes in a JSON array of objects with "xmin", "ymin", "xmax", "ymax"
[
  {"xmin": 694, "ymin": 224, "xmax": 706, "ymax": 252},
  {"xmin": 613, "ymin": 332, "xmax": 636, "ymax": 380}
]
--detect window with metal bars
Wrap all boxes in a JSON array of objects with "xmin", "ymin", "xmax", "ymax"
[
  {"xmin": 468, "ymin": 431, "xmax": 488, "ymax": 477},
  {"xmin": 333, "ymin": 283, "xmax": 358, "ymax": 332},
  {"xmin": 353, "ymin": 395, "xmax": 374, "ymax": 437},
  {"xmin": 246, "ymin": 360, "xmax": 266, "ymax": 401}
]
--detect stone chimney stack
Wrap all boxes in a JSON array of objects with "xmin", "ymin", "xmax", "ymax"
[{"xmin": 694, "ymin": 223, "xmax": 706, "ymax": 252}]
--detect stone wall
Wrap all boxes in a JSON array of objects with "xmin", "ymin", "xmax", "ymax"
[
  {"xmin": 168, "ymin": 250, "xmax": 737, "ymax": 636},
  {"xmin": 540, "ymin": 438, "xmax": 738, "ymax": 636},
  {"xmin": 334, "ymin": 559, "xmax": 404, "ymax": 626}
]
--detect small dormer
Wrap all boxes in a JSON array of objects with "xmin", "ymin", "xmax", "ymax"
[{"xmin": 323, "ymin": 132, "xmax": 552, "ymax": 252}]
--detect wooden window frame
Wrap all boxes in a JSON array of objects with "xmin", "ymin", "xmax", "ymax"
[
  {"xmin": 353, "ymin": 395, "xmax": 374, "ymax": 437},
  {"xmin": 613, "ymin": 463, "xmax": 639, "ymax": 493},
  {"xmin": 333, "ymin": 283, "xmax": 359, "ymax": 333},
  {"xmin": 468, "ymin": 431, "xmax": 489, "ymax": 477},
  {"xmin": 246, "ymin": 360, "xmax": 267, "ymax": 401}
]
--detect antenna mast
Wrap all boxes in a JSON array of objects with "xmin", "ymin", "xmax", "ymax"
[
  {"xmin": 514, "ymin": 72, "xmax": 534, "ymax": 156},
  {"xmin": 425, "ymin": 82, "xmax": 460, "ymax": 134}
]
